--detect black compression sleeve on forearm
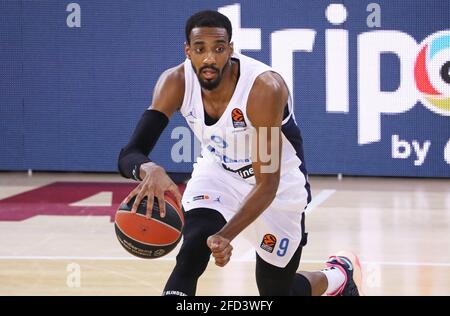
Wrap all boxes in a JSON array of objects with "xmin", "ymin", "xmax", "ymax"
[{"xmin": 118, "ymin": 109, "xmax": 169, "ymax": 180}]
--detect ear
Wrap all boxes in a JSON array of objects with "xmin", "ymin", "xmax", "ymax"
[
  {"xmin": 229, "ymin": 42, "xmax": 234, "ymax": 55},
  {"xmin": 184, "ymin": 42, "xmax": 191, "ymax": 59}
]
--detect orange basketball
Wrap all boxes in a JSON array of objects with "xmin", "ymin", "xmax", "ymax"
[{"xmin": 114, "ymin": 193, "xmax": 184, "ymax": 259}]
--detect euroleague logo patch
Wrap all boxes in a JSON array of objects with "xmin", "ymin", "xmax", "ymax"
[
  {"xmin": 231, "ymin": 108, "xmax": 247, "ymax": 128},
  {"xmin": 260, "ymin": 234, "xmax": 277, "ymax": 253}
]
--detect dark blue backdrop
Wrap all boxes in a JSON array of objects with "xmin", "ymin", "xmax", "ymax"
[{"xmin": 1, "ymin": 0, "xmax": 449, "ymax": 177}]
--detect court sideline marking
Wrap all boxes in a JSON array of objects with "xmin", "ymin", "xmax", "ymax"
[{"xmin": 0, "ymin": 256, "xmax": 449, "ymax": 267}]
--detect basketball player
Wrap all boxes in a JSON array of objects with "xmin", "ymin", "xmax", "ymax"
[{"xmin": 118, "ymin": 10, "xmax": 362, "ymax": 296}]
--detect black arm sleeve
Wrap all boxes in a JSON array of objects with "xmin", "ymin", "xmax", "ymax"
[{"xmin": 118, "ymin": 109, "xmax": 169, "ymax": 180}]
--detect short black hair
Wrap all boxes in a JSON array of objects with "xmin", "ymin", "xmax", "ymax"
[{"xmin": 185, "ymin": 10, "xmax": 232, "ymax": 44}]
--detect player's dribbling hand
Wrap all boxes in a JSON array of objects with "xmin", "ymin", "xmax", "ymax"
[
  {"xmin": 123, "ymin": 162, "xmax": 182, "ymax": 219},
  {"xmin": 207, "ymin": 235, "xmax": 233, "ymax": 267}
]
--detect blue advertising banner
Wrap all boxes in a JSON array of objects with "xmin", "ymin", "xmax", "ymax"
[{"xmin": 0, "ymin": 0, "xmax": 449, "ymax": 177}]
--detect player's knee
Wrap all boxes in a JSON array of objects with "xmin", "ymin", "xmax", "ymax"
[
  {"xmin": 174, "ymin": 235, "xmax": 210, "ymax": 276},
  {"xmin": 173, "ymin": 208, "xmax": 226, "ymax": 276},
  {"xmin": 182, "ymin": 208, "xmax": 226, "ymax": 245}
]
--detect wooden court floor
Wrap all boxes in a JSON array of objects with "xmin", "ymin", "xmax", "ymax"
[{"xmin": 0, "ymin": 172, "xmax": 449, "ymax": 296}]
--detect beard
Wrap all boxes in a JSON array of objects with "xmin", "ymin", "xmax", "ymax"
[{"xmin": 192, "ymin": 62, "xmax": 228, "ymax": 91}]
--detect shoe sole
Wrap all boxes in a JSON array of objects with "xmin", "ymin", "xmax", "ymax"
[{"xmin": 335, "ymin": 250, "xmax": 365, "ymax": 296}]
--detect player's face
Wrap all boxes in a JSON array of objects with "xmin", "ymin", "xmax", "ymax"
[{"xmin": 185, "ymin": 27, "xmax": 233, "ymax": 90}]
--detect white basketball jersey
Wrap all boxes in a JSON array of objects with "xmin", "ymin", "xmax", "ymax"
[{"xmin": 180, "ymin": 52, "xmax": 310, "ymax": 201}]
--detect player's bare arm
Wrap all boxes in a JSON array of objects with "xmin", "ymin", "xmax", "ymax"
[
  {"xmin": 207, "ymin": 71, "xmax": 288, "ymax": 266},
  {"xmin": 150, "ymin": 64, "xmax": 185, "ymax": 118},
  {"xmin": 119, "ymin": 65, "xmax": 185, "ymax": 218}
]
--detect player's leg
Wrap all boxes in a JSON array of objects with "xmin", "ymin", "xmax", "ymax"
[
  {"xmin": 254, "ymin": 237, "xmax": 325, "ymax": 296},
  {"xmin": 292, "ymin": 271, "xmax": 326, "ymax": 296},
  {"xmin": 163, "ymin": 157, "xmax": 241, "ymax": 296},
  {"xmin": 294, "ymin": 251, "xmax": 363, "ymax": 296},
  {"xmin": 255, "ymin": 242, "xmax": 304, "ymax": 295},
  {"xmin": 162, "ymin": 207, "xmax": 226, "ymax": 296},
  {"xmin": 254, "ymin": 247, "xmax": 331, "ymax": 296},
  {"xmin": 253, "ymin": 210, "xmax": 362, "ymax": 296},
  {"xmin": 252, "ymin": 203, "xmax": 310, "ymax": 295},
  {"xmin": 256, "ymin": 247, "xmax": 362, "ymax": 296}
]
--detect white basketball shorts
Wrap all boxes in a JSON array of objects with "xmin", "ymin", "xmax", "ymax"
[{"xmin": 181, "ymin": 157, "xmax": 309, "ymax": 268}]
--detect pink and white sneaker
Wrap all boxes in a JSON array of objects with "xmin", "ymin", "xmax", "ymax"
[{"xmin": 325, "ymin": 251, "xmax": 364, "ymax": 296}]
